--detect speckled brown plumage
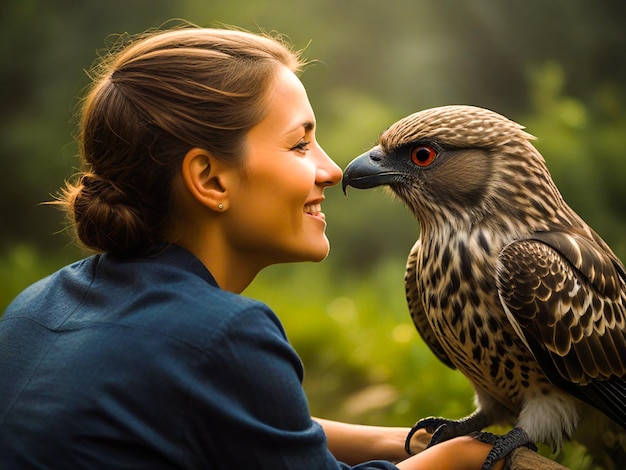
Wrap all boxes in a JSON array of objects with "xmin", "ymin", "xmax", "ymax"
[{"xmin": 342, "ymin": 105, "xmax": 626, "ymax": 469}]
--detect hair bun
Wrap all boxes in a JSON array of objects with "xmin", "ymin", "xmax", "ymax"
[
  {"xmin": 79, "ymin": 173, "xmax": 124, "ymax": 200},
  {"xmin": 70, "ymin": 173, "xmax": 147, "ymax": 255}
]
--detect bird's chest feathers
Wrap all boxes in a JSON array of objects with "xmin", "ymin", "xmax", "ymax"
[
  {"xmin": 417, "ymin": 229, "xmax": 543, "ymax": 406},
  {"xmin": 419, "ymin": 231, "xmax": 501, "ymax": 351}
]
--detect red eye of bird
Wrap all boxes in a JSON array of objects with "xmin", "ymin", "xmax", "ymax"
[{"xmin": 411, "ymin": 146, "xmax": 437, "ymax": 167}]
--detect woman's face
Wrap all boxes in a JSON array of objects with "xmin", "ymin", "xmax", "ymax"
[{"xmin": 224, "ymin": 66, "xmax": 342, "ymax": 268}]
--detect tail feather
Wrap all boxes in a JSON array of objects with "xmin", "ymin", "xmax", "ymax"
[{"xmin": 578, "ymin": 377, "xmax": 626, "ymax": 430}]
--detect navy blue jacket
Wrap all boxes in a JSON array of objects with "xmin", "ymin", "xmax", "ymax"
[{"xmin": 0, "ymin": 245, "xmax": 398, "ymax": 469}]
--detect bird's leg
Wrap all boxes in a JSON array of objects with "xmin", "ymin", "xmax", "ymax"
[
  {"xmin": 472, "ymin": 427, "xmax": 537, "ymax": 470},
  {"xmin": 405, "ymin": 410, "xmax": 489, "ymax": 454}
]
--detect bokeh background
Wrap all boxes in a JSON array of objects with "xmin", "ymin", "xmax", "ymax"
[{"xmin": 2, "ymin": 1, "xmax": 625, "ymax": 467}]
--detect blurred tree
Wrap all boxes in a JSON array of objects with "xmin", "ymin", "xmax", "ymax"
[{"xmin": 0, "ymin": 0, "xmax": 177, "ymax": 253}]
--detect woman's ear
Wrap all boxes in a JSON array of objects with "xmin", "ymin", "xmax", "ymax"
[{"xmin": 180, "ymin": 148, "xmax": 229, "ymax": 212}]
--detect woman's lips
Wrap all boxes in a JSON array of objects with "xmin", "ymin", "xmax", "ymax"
[{"xmin": 304, "ymin": 203, "xmax": 325, "ymax": 220}]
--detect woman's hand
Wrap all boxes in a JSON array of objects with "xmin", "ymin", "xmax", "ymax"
[{"xmin": 315, "ymin": 418, "xmax": 505, "ymax": 470}]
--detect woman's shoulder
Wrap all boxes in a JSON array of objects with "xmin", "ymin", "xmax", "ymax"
[
  {"xmin": 100, "ymin": 249, "xmax": 280, "ymax": 349},
  {"xmin": 3, "ymin": 246, "xmax": 282, "ymax": 354}
]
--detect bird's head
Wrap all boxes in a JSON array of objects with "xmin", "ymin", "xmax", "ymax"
[{"xmin": 342, "ymin": 105, "xmax": 557, "ymax": 229}]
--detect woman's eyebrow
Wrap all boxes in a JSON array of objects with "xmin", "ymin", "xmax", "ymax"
[{"xmin": 285, "ymin": 121, "xmax": 315, "ymax": 136}]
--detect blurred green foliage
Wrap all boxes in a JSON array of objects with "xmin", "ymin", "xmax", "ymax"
[{"xmin": 1, "ymin": 1, "xmax": 625, "ymax": 468}]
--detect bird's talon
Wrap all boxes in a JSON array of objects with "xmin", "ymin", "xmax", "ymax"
[
  {"xmin": 415, "ymin": 416, "xmax": 449, "ymax": 434},
  {"xmin": 405, "ymin": 417, "xmax": 454, "ymax": 454},
  {"xmin": 471, "ymin": 431, "xmax": 499, "ymax": 446},
  {"xmin": 429, "ymin": 422, "xmax": 460, "ymax": 447},
  {"xmin": 478, "ymin": 427, "xmax": 535, "ymax": 470}
]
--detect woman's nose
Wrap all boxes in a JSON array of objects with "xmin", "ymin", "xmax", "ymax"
[{"xmin": 316, "ymin": 146, "xmax": 343, "ymax": 187}]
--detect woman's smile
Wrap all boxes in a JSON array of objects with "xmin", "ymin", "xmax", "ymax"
[{"xmin": 304, "ymin": 200, "xmax": 325, "ymax": 221}]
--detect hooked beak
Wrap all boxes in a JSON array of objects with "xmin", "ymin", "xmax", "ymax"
[{"xmin": 342, "ymin": 147, "xmax": 404, "ymax": 194}]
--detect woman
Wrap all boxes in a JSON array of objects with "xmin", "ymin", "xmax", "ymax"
[{"xmin": 0, "ymin": 26, "xmax": 503, "ymax": 469}]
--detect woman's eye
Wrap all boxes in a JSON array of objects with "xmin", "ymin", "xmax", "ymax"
[
  {"xmin": 411, "ymin": 145, "xmax": 437, "ymax": 167},
  {"xmin": 292, "ymin": 140, "xmax": 311, "ymax": 152}
]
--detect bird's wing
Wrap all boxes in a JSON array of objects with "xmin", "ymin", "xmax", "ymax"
[
  {"xmin": 406, "ymin": 239, "xmax": 456, "ymax": 369},
  {"xmin": 497, "ymin": 231, "xmax": 626, "ymax": 428}
]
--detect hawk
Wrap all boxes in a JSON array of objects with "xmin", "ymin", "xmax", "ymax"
[{"xmin": 342, "ymin": 105, "xmax": 626, "ymax": 469}]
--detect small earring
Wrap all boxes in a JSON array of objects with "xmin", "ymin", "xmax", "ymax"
[{"xmin": 217, "ymin": 203, "xmax": 224, "ymax": 210}]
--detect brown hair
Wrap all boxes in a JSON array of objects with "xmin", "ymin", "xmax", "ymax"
[{"xmin": 58, "ymin": 26, "xmax": 305, "ymax": 256}]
